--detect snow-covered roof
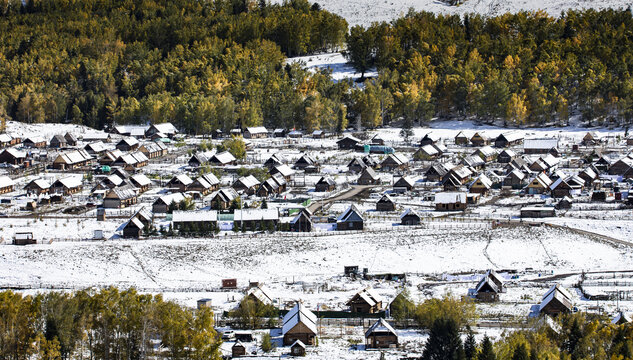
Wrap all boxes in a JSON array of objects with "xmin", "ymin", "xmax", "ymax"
[
  {"xmin": 0, "ymin": 175, "xmax": 14, "ymax": 188},
  {"xmin": 540, "ymin": 284, "xmax": 573, "ymax": 312},
  {"xmin": 247, "ymin": 286, "xmax": 273, "ymax": 305},
  {"xmin": 2, "ymin": 148, "xmax": 26, "ymax": 158},
  {"xmin": 400, "ymin": 208, "xmax": 420, "ymax": 219},
  {"xmin": 337, "ymin": 204, "xmax": 364, "ymax": 222},
  {"xmin": 118, "ymin": 137, "xmax": 139, "ymax": 147},
  {"xmin": 172, "ymin": 210, "xmax": 217, "ymax": 222},
  {"xmin": 235, "ymin": 175, "xmax": 260, "ymax": 189},
  {"xmin": 497, "ymin": 131, "xmax": 523, "ymax": 142},
  {"xmin": 434, "ymin": 192, "xmax": 467, "ymax": 204},
  {"xmin": 131, "ymin": 174, "xmax": 152, "ymax": 187},
  {"xmin": 245, "ymin": 126, "xmax": 268, "ymax": 135},
  {"xmin": 55, "ymin": 149, "xmax": 93, "ymax": 164},
  {"xmin": 421, "ymin": 132, "xmax": 440, "ymax": 142},
  {"xmin": 282, "ymin": 303, "xmax": 317, "ymax": 336},
  {"xmin": 54, "ymin": 176, "xmax": 82, "ymax": 189},
  {"xmin": 0, "ymin": 134, "xmax": 13, "ymax": 142},
  {"xmin": 211, "ymin": 151, "xmax": 236, "ymax": 164},
  {"xmin": 155, "ymin": 192, "xmax": 187, "ymax": 205},
  {"xmin": 478, "ymin": 145, "xmax": 496, "ymax": 158},
  {"xmin": 272, "ymin": 164, "xmax": 295, "ymax": 177},
  {"xmin": 612, "ymin": 311, "xmax": 632, "ymax": 325},
  {"xmin": 365, "ymin": 318, "xmax": 397, "ymax": 338},
  {"xmin": 524, "ymin": 138, "xmax": 559, "ymax": 150},
  {"xmin": 106, "ymin": 186, "xmax": 137, "ymax": 200},
  {"xmin": 150, "ymin": 123, "xmax": 177, "ymax": 135},
  {"xmin": 472, "ymin": 174, "xmax": 492, "ymax": 189},
  {"xmin": 338, "ymin": 135, "xmax": 361, "ymax": 143},
  {"xmin": 234, "ymin": 209, "xmax": 279, "ymax": 221},
  {"xmin": 85, "ymin": 141, "xmax": 108, "ymax": 153},
  {"xmin": 25, "ymin": 179, "xmax": 50, "ymax": 189},
  {"xmin": 419, "ymin": 144, "xmax": 439, "ymax": 156},
  {"xmin": 170, "ymin": 174, "xmax": 193, "ymax": 186}
]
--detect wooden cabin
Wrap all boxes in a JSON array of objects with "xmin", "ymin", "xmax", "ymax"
[
  {"xmin": 434, "ymin": 192, "xmax": 467, "ymax": 211},
  {"xmin": 337, "ymin": 135, "xmax": 361, "ymax": 150},
  {"xmin": 103, "ymin": 186, "xmax": 138, "ymax": 208},
  {"xmin": 122, "ymin": 217, "xmax": 144, "ymax": 239},
  {"xmin": 357, "ymin": 167, "xmax": 380, "ymax": 185},
  {"xmin": 376, "ymin": 194, "xmax": 396, "ymax": 212},
  {"xmin": 0, "ymin": 148, "xmax": 26, "ymax": 165},
  {"xmin": 24, "ymin": 179, "xmax": 50, "ymax": 195},
  {"xmin": 470, "ymin": 132, "xmax": 490, "ymax": 146},
  {"xmin": 290, "ymin": 208, "xmax": 312, "ymax": 232},
  {"xmin": 454, "ymin": 131, "xmax": 469, "ymax": 145},
  {"xmin": 336, "ymin": 205, "xmax": 364, "ymax": 231},
  {"xmin": 347, "ymin": 288, "xmax": 383, "ymax": 314},
  {"xmin": 315, "ymin": 176, "xmax": 336, "ymax": 192},
  {"xmin": 49, "ymin": 134, "xmax": 67, "ymax": 148},
  {"xmin": 232, "ymin": 341, "xmax": 246, "ymax": 357},
  {"xmin": 400, "ymin": 208, "xmax": 421, "ymax": 226},
  {"xmin": 365, "ymin": 319, "xmax": 398, "ymax": 349},
  {"xmin": 243, "ymin": 126, "xmax": 268, "ymax": 139},
  {"xmin": 282, "ymin": 303, "xmax": 317, "ymax": 346},
  {"xmin": 494, "ymin": 131, "xmax": 523, "ymax": 148},
  {"xmin": 539, "ymin": 285, "xmax": 573, "ymax": 316},
  {"xmin": 469, "ymin": 174, "xmax": 493, "ymax": 195},
  {"xmin": 0, "ymin": 176, "xmax": 14, "ymax": 194},
  {"xmin": 290, "ymin": 340, "xmax": 306, "ymax": 356}
]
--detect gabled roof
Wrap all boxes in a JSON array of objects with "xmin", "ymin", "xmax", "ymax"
[
  {"xmin": 377, "ymin": 194, "xmax": 395, "ymax": 204},
  {"xmin": 400, "ymin": 208, "xmax": 420, "ymax": 220},
  {"xmin": 337, "ymin": 135, "xmax": 361, "ymax": 144},
  {"xmin": 282, "ymin": 303, "xmax": 317, "ymax": 336},
  {"xmin": 316, "ymin": 176, "xmax": 336, "ymax": 186},
  {"xmin": 24, "ymin": 178, "xmax": 50, "ymax": 190},
  {"xmin": 359, "ymin": 167, "xmax": 379, "ymax": 180},
  {"xmin": 471, "ymin": 174, "xmax": 493, "ymax": 189},
  {"xmin": 84, "ymin": 141, "xmax": 108, "ymax": 153},
  {"xmin": 394, "ymin": 176, "xmax": 415, "ymax": 188},
  {"xmin": 507, "ymin": 169, "xmax": 525, "ymax": 181},
  {"xmin": 172, "ymin": 210, "xmax": 217, "ymax": 222},
  {"xmin": 211, "ymin": 151, "xmax": 236, "ymax": 164},
  {"xmin": 524, "ymin": 138, "xmax": 559, "ymax": 150},
  {"xmin": 419, "ymin": 144, "xmax": 439, "ymax": 156},
  {"xmin": 499, "ymin": 149, "xmax": 516, "ymax": 158},
  {"xmin": 365, "ymin": 318, "xmax": 397, "ymax": 338},
  {"xmin": 497, "ymin": 131, "xmax": 523, "ymax": 143},
  {"xmin": 337, "ymin": 204, "xmax": 364, "ymax": 223},
  {"xmin": 169, "ymin": 174, "xmax": 193, "ymax": 186},
  {"xmin": 155, "ymin": 192, "xmax": 187, "ymax": 206},
  {"xmin": 53, "ymin": 176, "xmax": 83, "ymax": 189},
  {"xmin": 234, "ymin": 175, "xmax": 260, "ymax": 189},
  {"xmin": 0, "ymin": 134, "xmax": 13, "ymax": 143},
  {"xmin": 247, "ymin": 286, "xmax": 274, "ymax": 306},
  {"xmin": 272, "ymin": 164, "xmax": 295, "ymax": 177},
  {"xmin": 106, "ymin": 185, "xmax": 137, "ymax": 200},
  {"xmin": 211, "ymin": 188, "xmax": 239, "ymax": 202},
  {"xmin": 54, "ymin": 149, "xmax": 93, "ymax": 165},
  {"xmin": 0, "ymin": 176, "xmax": 14, "ymax": 188},
  {"xmin": 613, "ymin": 311, "xmax": 632, "ymax": 325},
  {"xmin": 148, "ymin": 123, "xmax": 178, "ymax": 135},
  {"xmin": 540, "ymin": 284, "xmax": 573, "ymax": 312},
  {"xmin": 347, "ymin": 287, "xmax": 383, "ymax": 307},
  {"xmin": 131, "ymin": 174, "xmax": 152, "ymax": 187},
  {"xmin": 245, "ymin": 126, "xmax": 268, "ymax": 134},
  {"xmin": 2, "ymin": 148, "xmax": 26, "ymax": 158},
  {"xmin": 118, "ymin": 137, "xmax": 139, "ymax": 147},
  {"xmin": 420, "ymin": 132, "xmax": 440, "ymax": 142}
]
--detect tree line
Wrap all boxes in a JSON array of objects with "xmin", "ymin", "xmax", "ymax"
[
  {"xmin": 345, "ymin": 8, "xmax": 633, "ymax": 130},
  {"xmin": 0, "ymin": 288, "xmax": 221, "ymax": 360},
  {"xmin": 0, "ymin": 0, "xmax": 348, "ymax": 134}
]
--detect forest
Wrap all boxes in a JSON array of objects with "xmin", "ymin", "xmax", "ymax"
[
  {"xmin": 0, "ymin": 288, "xmax": 222, "ymax": 360},
  {"xmin": 2, "ymin": 1, "xmax": 633, "ymax": 135},
  {"xmin": 346, "ymin": 8, "xmax": 633, "ymax": 130}
]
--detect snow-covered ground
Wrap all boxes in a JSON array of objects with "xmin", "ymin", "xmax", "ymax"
[
  {"xmin": 274, "ymin": 0, "xmax": 633, "ymax": 27},
  {"xmin": 286, "ymin": 52, "xmax": 377, "ymax": 82}
]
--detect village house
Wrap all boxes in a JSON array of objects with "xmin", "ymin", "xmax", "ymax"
[
  {"xmin": 264, "ymin": 154, "xmax": 285, "ymax": 169},
  {"xmin": 470, "ymin": 132, "xmax": 491, "ymax": 146},
  {"xmin": 608, "ymin": 157, "xmax": 633, "ymax": 176},
  {"xmin": 337, "ymin": 135, "xmax": 361, "ymax": 150},
  {"xmin": 494, "ymin": 131, "xmax": 524, "ymax": 148},
  {"xmin": 419, "ymin": 133, "xmax": 440, "ymax": 146},
  {"xmin": 521, "ymin": 206, "xmax": 556, "ymax": 218},
  {"xmin": 210, "ymin": 151, "xmax": 236, "ymax": 166},
  {"xmin": 454, "ymin": 131, "xmax": 469, "ymax": 145},
  {"xmin": 529, "ymin": 154, "xmax": 560, "ymax": 173},
  {"xmin": 539, "ymin": 284, "xmax": 573, "ymax": 316},
  {"xmin": 290, "ymin": 208, "xmax": 312, "ymax": 232},
  {"xmin": 312, "ymin": 130, "xmax": 325, "ymax": 139},
  {"xmin": 188, "ymin": 151, "xmax": 212, "ymax": 168},
  {"xmin": 376, "ymin": 194, "xmax": 396, "ymax": 212},
  {"xmin": 347, "ymin": 157, "xmax": 368, "ymax": 173},
  {"xmin": 400, "ymin": 208, "xmax": 421, "ymax": 225},
  {"xmin": 243, "ymin": 126, "xmax": 268, "ymax": 139},
  {"xmin": 84, "ymin": 141, "xmax": 108, "ymax": 156},
  {"xmin": 234, "ymin": 209, "xmax": 279, "ymax": 231},
  {"xmin": 49, "ymin": 134, "xmax": 67, "ymax": 148},
  {"xmin": 116, "ymin": 137, "xmax": 140, "ymax": 152},
  {"xmin": 613, "ymin": 311, "xmax": 632, "ymax": 325},
  {"xmin": 152, "ymin": 192, "xmax": 188, "ymax": 213},
  {"xmin": 257, "ymin": 174, "xmax": 286, "ymax": 197},
  {"xmin": 414, "ymin": 144, "xmax": 440, "ymax": 160},
  {"xmin": 347, "ymin": 288, "xmax": 383, "ymax": 313},
  {"xmin": 365, "ymin": 318, "xmax": 398, "ymax": 349},
  {"xmin": 138, "ymin": 141, "xmax": 168, "ymax": 159},
  {"xmin": 550, "ymin": 175, "xmax": 584, "ymax": 198},
  {"xmin": 474, "ymin": 146, "xmax": 496, "ymax": 162},
  {"xmin": 337, "ymin": 205, "xmax": 364, "ymax": 231},
  {"xmin": 273, "ymin": 128, "xmax": 286, "ymax": 138},
  {"xmin": 172, "ymin": 210, "xmax": 218, "ymax": 233},
  {"xmin": 51, "ymin": 176, "xmax": 83, "ymax": 195},
  {"xmin": 288, "ymin": 130, "xmax": 303, "ymax": 138},
  {"xmin": 282, "ymin": 303, "xmax": 317, "ymax": 346},
  {"xmin": 24, "ymin": 179, "xmax": 50, "ymax": 195},
  {"xmin": 167, "ymin": 174, "xmax": 194, "ymax": 192},
  {"xmin": 23, "ymin": 136, "xmax": 46, "ymax": 148},
  {"xmin": 245, "ymin": 286, "xmax": 274, "ymax": 307},
  {"xmin": 526, "ymin": 172, "xmax": 553, "ymax": 195},
  {"xmin": 232, "ymin": 175, "xmax": 260, "ymax": 195},
  {"xmin": 425, "ymin": 163, "xmax": 449, "ymax": 182},
  {"xmin": 208, "ymin": 188, "xmax": 239, "ymax": 210},
  {"xmin": 370, "ymin": 133, "xmax": 385, "ymax": 145},
  {"xmin": 393, "ymin": 175, "xmax": 415, "ymax": 192},
  {"xmin": 270, "ymin": 164, "xmax": 295, "ymax": 183},
  {"xmin": 474, "ymin": 270, "xmax": 504, "ymax": 302},
  {"xmin": 380, "ymin": 153, "xmax": 409, "ymax": 172},
  {"xmin": 64, "ymin": 132, "xmax": 77, "ymax": 146},
  {"xmin": 103, "ymin": 186, "xmax": 138, "ymax": 208},
  {"xmin": 188, "ymin": 174, "xmax": 220, "ymax": 195},
  {"xmin": 145, "ymin": 123, "xmax": 178, "ymax": 138},
  {"xmin": 578, "ymin": 167, "xmax": 598, "ymax": 187},
  {"xmin": 524, "ymin": 138, "xmax": 559, "ymax": 155},
  {"xmin": 0, "ymin": 148, "xmax": 26, "ymax": 165},
  {"xmin": 442, "ymin": 165, "xmax": 473, "ymax": 190},
  {"xmin": 582, "ymin": 132, "xmax": 600, "ymax": 146},
  {"xmin": 112, "ymin": 152, "xmax": 149, "ymax": 171},
  {"xmin": 0, "ymin": 134, "xmax": 18, "ymax": 147},
  {"xmin": 434, "ymin": 192, "xmax": 467, "ymax": 211},
  {"xmin": 469, "ymin": 174, "xmax": 493, "ymax": 194},
  {"xmin": 122, "ymin": 217, "xmax": 144, "ymax": 239},
  {"xmin": 294, "ymin": 154, "xmax": 320, "ymax": 173},
  {"xmin": 506, "ymin": 157, "xmax": 529, "ymax": 173},
  {"xmin": 503, "ymin": 169, "xmax": 527, "ymax": 189},
  {"xmin": 130, "ymin": 174, "xmax": 152, "ymax": 193},
  {"xmin": 52, "ymin": 149, "xmax": 93, "ymax": 170},
  {"xmin": 497, "ymin": 149, "xmax": 516, "ymax": 163},
  {"xmin": 93, "ymin": 174, "xmax": 128, "ymax": 191},
  {"xmin": 462, "ymin": 155, "xmax": 485, "ymax": 170},
  {"xmin": 315, "ymin": 176, "xmax": 336, "ymax": 192},
  {"xmin": 113, "ymin": 125, "xmax": 148, "ymax": 138},
  {"xmin": 357, "ymin": 167, "xmax": 380, "ymax": 185},
  {"xmin": 0, "ymin": 176, "xmax": 14, "ymax": 194}
]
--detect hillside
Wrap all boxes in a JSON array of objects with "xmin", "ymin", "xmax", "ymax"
[{"xmin": 278, "ymin": 0, "xmax": 633, "ymax": 26}]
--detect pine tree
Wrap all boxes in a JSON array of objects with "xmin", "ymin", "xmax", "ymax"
[
  {"xmin": 512, "ymin": 343, "xmax": 529, "ymax": 360},
  {"xmin": 423, "ymin": 318, "xmax": 465, "ymax": 360},
  {"xmin": 464, "ymin": 326, "xmax": 477, "ymax": 360},
  {"xmin": 478, "ymin": 335, "xmax": 496, "ymax": 360}
]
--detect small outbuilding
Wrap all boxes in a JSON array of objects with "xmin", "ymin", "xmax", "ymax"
[{"xmin": 365, "ymin": 318, "xmax": 398, "ymax": 349}]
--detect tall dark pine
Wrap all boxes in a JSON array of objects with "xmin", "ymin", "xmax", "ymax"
[
  {"xmin": 512, "ymin": 343, "xmax": 529, "ymax": 360},
  {"xmin": 464, "ymin": 326, "xmax": 477, "ymax": 360},
  {"xmin": 423, "ymin": 318, "xmax": 465, "ymax": 360},
  {"xmin": 478, "ymin": 335, "xmax": 496, "ymax": 360}
]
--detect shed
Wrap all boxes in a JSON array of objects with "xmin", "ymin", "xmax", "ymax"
[
  {"xmin": 336, "ymin": 205, "xmax": 364, "ymax": 231},
  {"xmin": 290, "ymin": 340, "xmax": 306, "ymax": 356},
  {"xmin": 400, "ymin": 208, "xmax": 421, "ymax": 226},
  {"xmin": 347, "ymin": 288, "xmax": 383, "ymax": 313},
  {"xmin": 539, "ymin": 284, "xmax": 573, "ymax": 316},
  {"xmin": 520, "ymin": 206, "xmax": 555, "ymax": 218},
  {"xmin": 231, "ymin": 341, "xmax": 246, "ymax": 357},
  {"xmin": 376, "ymin": 194, "xmax": 396, "ymax": 212},
  {"xmin": 434, "ymin": 192, "xmax": 467, "ymax": 211},
  {"xmin": 282, "ymin": 303, "xmax": 317, "ymax": 346}
]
